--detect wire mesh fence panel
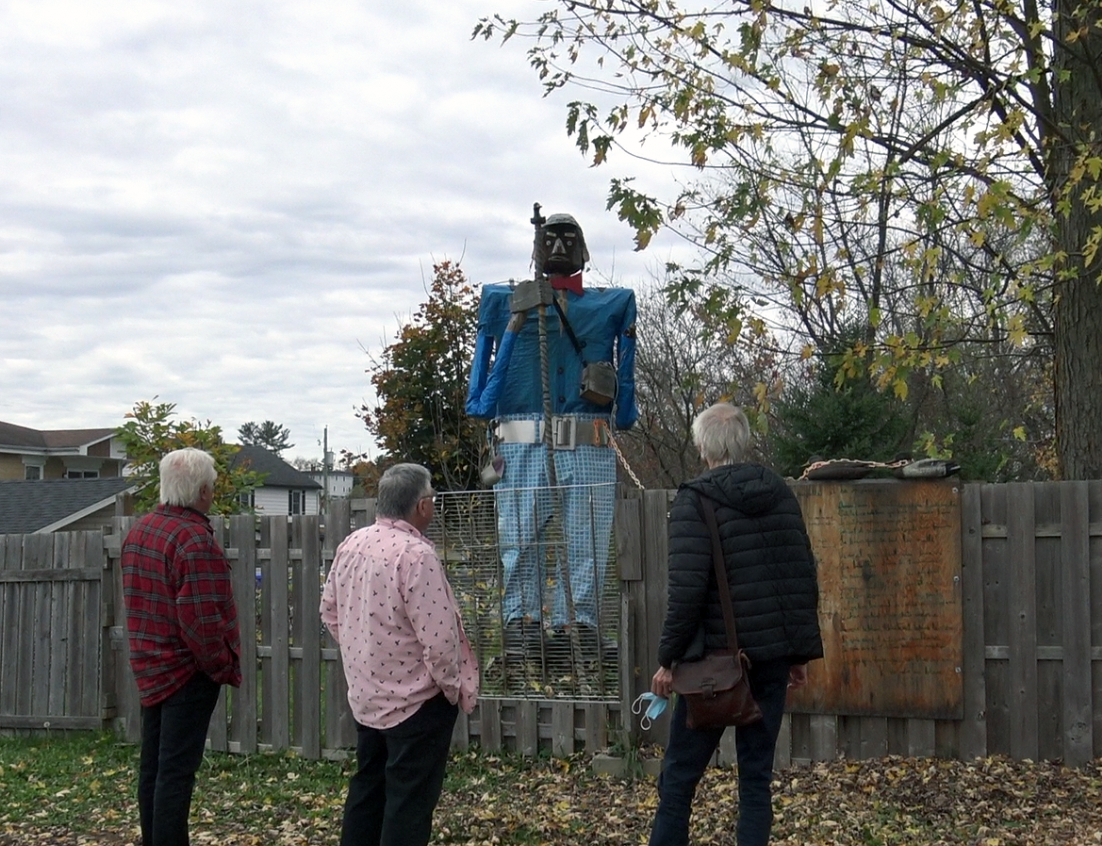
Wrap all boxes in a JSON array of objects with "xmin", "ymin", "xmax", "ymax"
[{"xmin": 429, "ymin": 484, "xmax": 620, "ymax": 702}]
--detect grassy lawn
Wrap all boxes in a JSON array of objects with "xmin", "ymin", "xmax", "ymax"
[{"xmin": 3, "ymin": 732, "xmax": 1102, "ymax": 844}]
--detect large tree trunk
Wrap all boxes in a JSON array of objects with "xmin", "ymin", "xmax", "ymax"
[
  {"xmin": 1054, "ymin": 277, "xmax": 1102, "ymax": 479},
  {"xmin": 1052, "ymin": 0, "xmax": 1102, "ymax": 480}
]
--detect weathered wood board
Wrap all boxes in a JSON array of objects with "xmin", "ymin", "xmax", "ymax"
[{"xmin": 788, "ymin": 479, "xmax": 964, "ymax": 719}]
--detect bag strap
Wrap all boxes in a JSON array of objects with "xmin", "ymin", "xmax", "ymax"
[
  {"xmin": 550, "ymin": 296, "xmax": 588, "ymax": 365},
  {"xmin": 699, "ymin": 496, "xmax": 742, "ymax": 654}
]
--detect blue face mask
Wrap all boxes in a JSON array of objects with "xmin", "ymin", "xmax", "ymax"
[{"xmin": 632, "ymin": 692, "xmax": 668, "ymax": 730}]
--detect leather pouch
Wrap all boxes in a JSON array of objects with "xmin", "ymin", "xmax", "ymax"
[
  {"xmin": 671, "ymin": 650, "xmax": 762, "ymax": 729},
  {"xmin": 580, "ymin": 361, "xmax": 617, "ymax": 406}
]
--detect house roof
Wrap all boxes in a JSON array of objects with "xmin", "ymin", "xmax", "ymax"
[
  {"xmin": 0, "ymin": 477, "xmax": 136, "ymax": 534},
  {"xmin": 231, "ymin": 445, "xmax": 322, "ymax": 489},
  {"xmin": 0, "ymin": 420, "xmax": 117, "ymax": 452}
]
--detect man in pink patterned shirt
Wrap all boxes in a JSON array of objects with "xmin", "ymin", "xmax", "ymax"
[{"xmin": 321, "ymin": 463, "xmax": 478, "ymax": 846}]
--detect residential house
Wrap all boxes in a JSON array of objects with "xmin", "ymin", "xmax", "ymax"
[
  {"xmin": 0, "ymin": 477, "xmax": 136, "ymax": 533},
  {"xmin": 0, "ymin": 420, "xmax": 134, "ymax": 533},
  {"xmin": 232, "ymin": 444, "xmax": 322, "ymax": 516},
  {"xmin": 304, "ymin": 468, "xmax": 356, "ymax": 500},
  {"xmin": 0, "ymin": 420, "xmax": 128, "ymax": 481}
]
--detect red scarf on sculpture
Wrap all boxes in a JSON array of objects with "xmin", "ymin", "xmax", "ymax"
[{"xmin": 549, "ymin": 272, "xmax": 584, "ymax": 296}]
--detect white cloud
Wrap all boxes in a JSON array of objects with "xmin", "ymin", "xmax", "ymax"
[{"xmin": 0, "ymin": 0, "xmax": 684, "ymax": 462}]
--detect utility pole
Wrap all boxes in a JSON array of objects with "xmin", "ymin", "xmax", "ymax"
[{"xmin": 322, "ymin": 426, "xmax": 331, "ymax": 512}]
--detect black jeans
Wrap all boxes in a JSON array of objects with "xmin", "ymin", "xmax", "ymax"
[
  {"xmin": 341, "ymin": 691, "xmax": 459, "ymax": 846},
  {"xmin": 138, "ymin": 672, "xmax": 221, "ymax": 846},
  {"xmin": 648, "ymin": 658, "xmax": 791, "ymax": 846}
]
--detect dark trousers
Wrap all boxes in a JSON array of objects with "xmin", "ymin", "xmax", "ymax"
[
  {"xmin": 649, "ymin": 659, "xmax": 791, "ymax": 846},
  {"xmin": 341, "ymin": 692, "xmax": 459, "ymax": 846},
  {"xmin": 138, "ymin": 672, "xmax": 221, "ymax": 846}
]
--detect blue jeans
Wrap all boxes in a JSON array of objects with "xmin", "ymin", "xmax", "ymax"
[
  {"xmin": 495, "ymin": 435, "xmax": 616, "ymax": 627},
  {"xmin": 340, "ymin": 692, "xmax": 459, "ymax": 846},
  {"xmin": 649, "ymin": 659, "xmax": 791, "ymax": 846},
  {"xmin": 138, "ymin": 671, "xmax": 222, "ymax": 846}
]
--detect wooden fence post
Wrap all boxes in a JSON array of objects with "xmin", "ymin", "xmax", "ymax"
[
  {"xmin": 959, "ymin": 483, "xmax": 987, "ymax": 760},
  {"xmin": 1060, "ymin": 481, "xmax": 1093, "ymax": 766},
  {"xmin": 230, "ymin": 514, "xmax": 259, "ymax": 754},
  {"xmin": 298, "ymin": 516, "xmax": 322, "ymax": 759},
  {"xmin": 1006, "ymin": 483, "xmax": 1039, "ymax": 761}
]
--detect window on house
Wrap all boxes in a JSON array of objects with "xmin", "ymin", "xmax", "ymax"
[
  {"xmin": 24, "ymin": 465, "xmax": 42, "ymax": 480},
  {"xmin": 289, "ymin": 490, "xmax": 304, "ymax": 515},
  {"xmin": 66, "ymin": 470, "xmax": 99, "ymax": 479},
  {"xmin": 238, "ymin": 490, "xmax": 255, "ymax": 510}
]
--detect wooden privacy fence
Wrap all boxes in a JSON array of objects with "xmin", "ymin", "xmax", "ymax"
[
  {"xmin": 2, "ymin": 479, "xmax": 1102, "ymax": 768},
  {"xmin": 106, "ymin": 502, "xmax": 628, "ymax": 759},
  {"xmin": 0, "ymin": 532, "xmax": 111, "ymax": 730}
]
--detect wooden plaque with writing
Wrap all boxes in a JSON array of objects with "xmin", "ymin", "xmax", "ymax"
[{"xmin": 786, "ymin": 479, "xmax": 963, "ymax": 719}]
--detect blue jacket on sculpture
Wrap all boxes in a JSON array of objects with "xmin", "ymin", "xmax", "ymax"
[{"xmin": 465, "ymin": 212, "xmax": 638, "ymax": 657}]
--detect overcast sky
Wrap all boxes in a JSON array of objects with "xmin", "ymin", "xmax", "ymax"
[{"xmin": 0, "ymin": 0, "xmax": 683, "ymax": 462}]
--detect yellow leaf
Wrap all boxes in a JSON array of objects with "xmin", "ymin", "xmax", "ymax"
[
  {"xmin": 893, "ymin": 378, "xmax": 909, "ymax": 400},
  {"xmin": 727, "ymin": 317, "xmax": 743, "ymax": 343},
  {"xmin": 977, "ymin": 190, "xmax": 999, "ymax": 218},
  {"xmin": 1007, "ymin": 314, "xmax": 1028, "ymax": 345}
]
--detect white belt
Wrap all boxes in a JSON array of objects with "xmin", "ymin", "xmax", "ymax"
[{"xmin": 495, "ymin": 416, "xmax": 610, "ymax": 449}]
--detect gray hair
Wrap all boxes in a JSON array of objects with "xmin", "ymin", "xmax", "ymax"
[
  {"xmin": 375, "ymin": 463, "xmax": 433, "ymax": 520},
  {"xmin": 692, "ymin": 403, "xmax": 751, "ymax": 467},
  {"xmin": 159, "ymin": 448, "xmax": 218, "ymax": 508}
]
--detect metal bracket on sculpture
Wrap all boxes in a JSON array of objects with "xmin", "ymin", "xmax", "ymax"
[
  {"xmin": 510, "ymin": 278, "xmax": 554, "ymax": 312},
  {"xmin": 552, "ymin": 415, "xmax": 577, "ymax": 450}
]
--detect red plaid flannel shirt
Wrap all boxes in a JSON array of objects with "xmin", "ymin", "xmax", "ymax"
[{"xmin": 122, "ymin": 505, "xmax": 242, "ymax": 707}]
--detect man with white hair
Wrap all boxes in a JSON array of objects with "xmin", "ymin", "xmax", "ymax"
[{"xmin": 122, "ymin": 447, "xmax": 242, "ymax": 846}]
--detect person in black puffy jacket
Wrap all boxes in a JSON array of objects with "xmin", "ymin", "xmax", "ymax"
[{"xmin": 647, "ymin": 403, "xmax": 823, "ymax": 846}]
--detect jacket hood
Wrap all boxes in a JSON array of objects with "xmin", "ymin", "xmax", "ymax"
[{"xmin": 681, "ymin": 463, "xmax": 790, "ymax": 516}]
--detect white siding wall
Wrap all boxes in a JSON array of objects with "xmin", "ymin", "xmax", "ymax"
[
  {"xmin": 307, "ymin": 472, "xmax": 355, "ymax": 498},
  {"xmin": 253, "ymin": 486, "xmax": 321, "ymax": 516}
]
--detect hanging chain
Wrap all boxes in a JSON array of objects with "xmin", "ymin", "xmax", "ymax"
[{"xmin": 595, "ymin": 419, "xmax": 645, "ymax": 489}]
